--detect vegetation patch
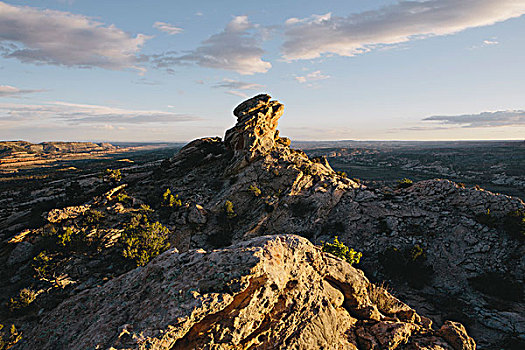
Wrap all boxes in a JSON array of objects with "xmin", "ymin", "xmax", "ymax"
[
  {"xmin": 396, "ymin": 178, "xmax": 413, "ymax": 189},
  {"xmin": 162, "ymin": 188, "xmax": 182, "ymax": 208},
  {"xmin": 84, "ymin": 209, "xmax": 105, "ymax": 227},
  {"xmin": 32, "ymin": 251, "xmax": 56, "ymax": 280},
  {"xmin": 0, "ymin": 324, "xmax": 22, "ymax": 350},
  {"xmin": 248, "ymin": 184, "xmax": 262, "ymax": 197},
  {"xmin": 321, "ymin": 236, "xmax": 362, "ymax": 266},
  {"xmin": 120, "ymin": 213, "xmax": 171, "ymax": 266},
  {"xmin": 8, "ymin": 288, "xmax": 38, "ymax": 311},
  {"xmin": 103, "ymin": 168, "xmax": 122, "ymax": 183},
  {"xmin": 224, "ymin": 200, "xmax": 237, "ymax": 218}
]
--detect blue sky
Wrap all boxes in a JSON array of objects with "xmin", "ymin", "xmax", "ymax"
[{"xmin": 1, "ymin": 0, "xmax": 524, "ymax": 142}]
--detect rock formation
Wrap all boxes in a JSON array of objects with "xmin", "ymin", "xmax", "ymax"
[
  {"xmin": 224, "ymin": 94, "xmax": 285, "ymax": 159},
  {"xmin": 17, "ymin": 235, "xmax": 475, "ymax": 350},
  {"xmin": 2, "ymin": 94, "xmax": 524, "ymax": 348}
]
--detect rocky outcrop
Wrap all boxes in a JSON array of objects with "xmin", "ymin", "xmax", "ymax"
[
  {"xmin": 16, "ymin": 235, "xmax": 475, "ymax": 350},
  {"xmin": 224, "ymin": 94, "xmax": 284, "ymax": 159},
  {"xmin": 4, "ymin": 94, "xmax": 524, "ymax": 348}
]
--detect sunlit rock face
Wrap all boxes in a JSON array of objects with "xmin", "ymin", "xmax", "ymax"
[
  {"xmin": 224, "ymin": 94, "xmax": 284, "ymax": 159},
  {"xmin": 17, "ymin": 235, "xmax": 476, "ymax": 350}
]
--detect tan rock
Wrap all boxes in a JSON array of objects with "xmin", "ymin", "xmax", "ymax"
[
  {"xmin": 437, "ymin": 321, "xmax": 476, "ymax": 350},
  {"xmin": 16, "ymin": 235, "xmax": 475, "ymax": 350}
]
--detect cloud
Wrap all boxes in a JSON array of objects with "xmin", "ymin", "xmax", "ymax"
[
  {"xmin": 469, "ymin": 38, "xmax": 499, "ymax": 49},
  {"xmin": 225, "ymin": 90, "xmax": 249, "ymax": 98},
  {"xmin": 213, "ymin": 78, "xmax": 264, "ymax": 90},
  {"xmin": 0, "ymin": 85, "xmax": 44, "ymax": 97},
  {"xmin": 424, "ymin": 110, "xmax": 525, "ymax": 128},
  {"xmin": 482, "ymin": 39, "xmax": 499, "ymax": 46},
  {"xmin": 153, "ymin": 21, "xmax": 183, "ymax": 35},
  {"xmin": 213, "ymin": 78, "xmax": 264, "ymax": 98},
  {"xmin": 0, "ymin": 1, "xmax": 150, "ymax": 71},
  {"xmin": 151, "ymin": 16, "xmax": 271, "ymax": 75},
  {"xmin": 282, "ymin": 0, "xmax": 525, "ymax": 60},
  {"xmin": 295, "ymin": 70, "xmax": 330, "ymax": 83},
  {"xmin": 0, "ymin": 101, "xmax": 200, "ymax": 128}
]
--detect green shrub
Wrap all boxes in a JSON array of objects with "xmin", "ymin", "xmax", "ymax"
[
  {"xmin": 162, "ymin": 188, "xmax": 182, "ymax": 207},
  {"xmin": 248, "ymin": 184, "xmax": 262, "ymax": 197},
  {"xmin": 32, "ymin": 251, "xmax": 53, "ymax": 279},
  {"xmin": 321, "ymin": 236, "xmax": 362, "ymax": 266},
  {"xmin": 120, "ymin": 214, "xmax": 170, "ymax": 266},
  {"xmin": 140, "ymin": 204, "xmax": 154, "ymax": 213},
  {"xmin": 396, "ymin": 178, "xmax": 413, "ymax": 189},
  {"xmin": 8, "ymin": 288, "xmax": 38, "ymax": 311},
  {"xmin": 0, "ymin": 324, "xmax": 22, "ymax": 350},
  {"xmin": 116, "ymin": 192, "xmax": 131, "ymax": 205},
  {"xmin": 224, "ymin": 200, "xmax": 236, "ymax": 218},
  {"xmin": 85, "ymin": 209, "xmax": 105, "ymax": 226},
  {"xmin": 58, "ymin": 226, "xmax": 75, "ymax": 247},
  {"xmin": 103, "ymin": 168, "xmax": 121, "ymax": 183}
]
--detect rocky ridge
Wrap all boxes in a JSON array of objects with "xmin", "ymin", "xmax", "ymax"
[
  {"xmin": 1, "ymin": 94, "xmax": 524, "ymax": 348},
  {"xmin": 17, "ymin": 235, "xmax": 475, "ymax": 350}
]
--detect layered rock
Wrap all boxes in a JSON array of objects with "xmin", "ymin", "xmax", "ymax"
[
  {"xmin": 224, "ymin": 94, "xmax": 285, "ymax": 159},
  {"xmin": 16, "ymin": 235, "xmax": 475, "ymax": 350}
]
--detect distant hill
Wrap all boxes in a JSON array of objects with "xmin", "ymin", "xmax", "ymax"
[{"xmin": 0, "ymin": 141, "xmax": 117, "ymax": 158}]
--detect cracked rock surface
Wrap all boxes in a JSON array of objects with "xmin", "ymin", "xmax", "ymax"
[{"xmin": 17, "ymin": 235, "xmax": 475, "ymax": 350}]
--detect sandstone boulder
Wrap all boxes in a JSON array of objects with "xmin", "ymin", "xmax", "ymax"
[{"xmin": 16, "ymin": 235, "xmax": 475, "ymax": 350}]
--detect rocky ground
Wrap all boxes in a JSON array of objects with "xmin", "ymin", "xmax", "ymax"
[{"xmin": 1, "ymin": 94, "xmax": 523, "ymax": 349}]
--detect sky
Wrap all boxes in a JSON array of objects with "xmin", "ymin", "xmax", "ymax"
[{"xmin": 1, "ymin": 0, "xmax": 524, "ymax": 142}]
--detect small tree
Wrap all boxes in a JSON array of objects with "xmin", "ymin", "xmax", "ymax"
[
  {"xmin": 120, "ymin": 214, "xmax": 170, "ymax": 266},
  {"xmin": 224, "ymin": 200, "xmax": 236, "ymax": 218},
  {"xmin": 248, "ymin": 184, "xmax": 262, "ymax": 197},
  {"xmin": 0, "ymin": 324, "xmax": 22, "ymax": 350},
  {"xmin": 162, "ymin": 188, "xmax": 182, "ymax": 207},
  {"xmin": 322, "ymin": 236, "xmax": 362, "ymax": 266},
  {"xmin": 397, "ymin": 178, "xmax": 413, "ymax": 189},
  {"xmin": 8, "ymin": 288, "xmax": 38, "ymax": 311},
  {"xmin": 103, "ymin": 168, "xmax": 122, "ymax": 183}
]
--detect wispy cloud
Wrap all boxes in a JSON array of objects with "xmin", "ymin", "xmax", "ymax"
[
  {"xmin": 213, "ymin": 78, "xmax": 264, "ymax": 90},
  {"xmin": 225, "ymin": 90, "xmax": 249, "ymax": 98},
  {"xmin": 153, "ymin": 21, "xmax": 183, "ymax": 35},
  {"xmin": 482, "ymin": 39, "xmax": 499, "ymax": 46},
  {"xmin": 0, "ymin": 101, "xmax": 200, "ymax": 129},
  {"xmin": 282, "ymin": 0, "xmax": 525, "ymax": 60},
  {"xmin": 0, "ymin": 1, "xmax": 149, "ymax": 71},
  {"xmin": 151, "ymin": 16, "xmax": 271, "ymax": 75},
  {"xmin": 0, "ymin": 85, "xmax": 44, "ymax": 97},
  {"xmin": 295, "ymin": 70, "xmax": 330, "ymax": 84},
  {"xmin": 469, "ymin": 38, "xmax": 500, "ymax": 49},
  {"xmin": 424, "ymin": 110, "xmax": 525, "ymax": 128},
  {"xmin": 213, "ymin": 78, "xmax": 264, "ymax": 98}
]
